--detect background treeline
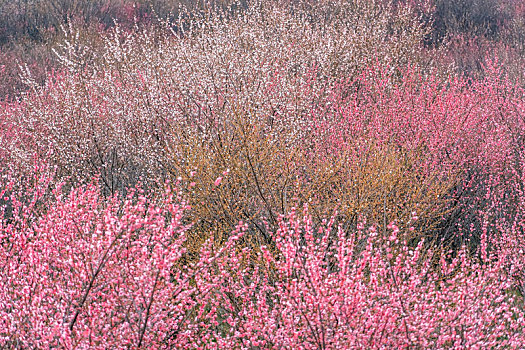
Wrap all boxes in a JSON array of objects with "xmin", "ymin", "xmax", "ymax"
[
  {"xmin": 0, "ymin": 0, "xmax": 243, "ymax": 98},
  {"xmin": 1, "ymin": 0, "xmax": 525, "ymax": 99}
]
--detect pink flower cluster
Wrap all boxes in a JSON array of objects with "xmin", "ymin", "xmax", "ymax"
[
  {"xmin": 0, "ymin": 171, "xmax": 201, "ymax": 347},
  {"xmin": 0, "ymin": 170, "xmax": 524, "ymax": 348},
  {"xmin": 194, "ymin": 206, "xmax": 525, "ymax": 348}
]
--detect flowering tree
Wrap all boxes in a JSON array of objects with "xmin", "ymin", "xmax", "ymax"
[
  {"xmin": 0, "ymin": 171, "xmax": 247, "ymax": 348},
  {"xmin": 1, "ymin": 169, "xmax": 524, "ymax": 348},
  {"xmin": 191, "ymin": 206, "xmax": 525, "ymax": 348}
]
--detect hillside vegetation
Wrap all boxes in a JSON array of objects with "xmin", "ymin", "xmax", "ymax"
[{"xmin": 1, "ymin": 0, "xmax": 525, "ymax": 348}]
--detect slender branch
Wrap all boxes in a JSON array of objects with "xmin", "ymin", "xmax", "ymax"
[
  {"xmin": 137, "ymin": 270, "xmax": 161, "ymax": 348},
  {"xmin": 69, "ymin": 219, "xmax": 118, "ymax": 332}
]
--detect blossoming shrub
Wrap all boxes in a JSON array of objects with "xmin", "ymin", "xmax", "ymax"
[
  {"xmin": 0, "ymin": 169, "xmax": 255, "ymax": 348},
  {"xmin": 429, "ymin": 0, "xmax": 525, "ymax": 83},
  {"xmin": 1, "ymin": 171, "xmax": 524, "ymax": 347},
  {"xmin": 1, "ymin": 4, "xmax": 523, "ymax": 255},
  {"xmin": 195, "ymin": 206, "xmax": 525, "ymax": 348},
  {"xmin": 0, "ymin": 0, "xmax": 456, "ymax": 252},
  {"xmin": 1, "ymin": 0, "xmax": 433, "ymax": 186}
]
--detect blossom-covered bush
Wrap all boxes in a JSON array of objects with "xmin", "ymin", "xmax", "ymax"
[{"xmin": 1, "ymin": 170, "xmax": 524, "ymax": 347}]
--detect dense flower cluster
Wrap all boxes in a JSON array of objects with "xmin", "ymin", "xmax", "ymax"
[{"xmin": 0, "ymin": 172, "xmax": 524, "ymax": 347}]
